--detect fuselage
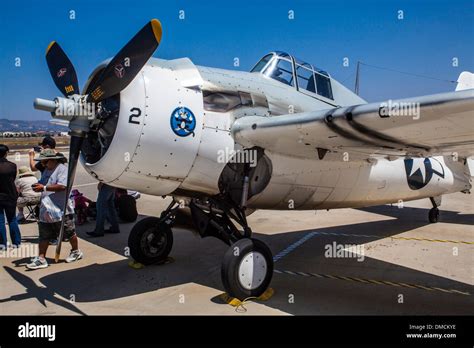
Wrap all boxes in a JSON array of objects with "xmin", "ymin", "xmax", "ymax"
[{"xmin": 80, "ymin": 56, "xmax": 471, "ymax": 210}]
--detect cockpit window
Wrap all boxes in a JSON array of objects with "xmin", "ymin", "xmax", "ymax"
[
  {"xmin": 250, "ymin": 54, "xmax": 273, "ymax": 73},
  {"xmin": 315, "ymin": 73, "xmax": 333, "ymax": 100},
  {"xmin": 251, "ymin": 52, "xmax": 334, "ymax": 101},
  {"xmin": 296, "ymin": 65, "xmax": 316, "ymax": 93},
  {"xmin": 264, "ymin": 59, "xmax": 294, "ymax": 86}
]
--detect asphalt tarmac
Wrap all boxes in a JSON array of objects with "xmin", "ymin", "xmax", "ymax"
[{"xmin": 1, "ymin": 154, "xmax": 473, "ymax": 315}]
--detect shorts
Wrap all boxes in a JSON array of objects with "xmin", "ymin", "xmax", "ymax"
[
  {"xmin": 38, "ymin": 214, "xmax": 76, "ymax": 242},
  {"xmin": 17, "ymin": 196, "xmax": 41, "ymax": 208}
]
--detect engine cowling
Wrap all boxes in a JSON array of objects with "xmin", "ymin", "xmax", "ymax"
[{"xmin": 81, "ymin": 58, "xmax": 205, "ymax": 196}]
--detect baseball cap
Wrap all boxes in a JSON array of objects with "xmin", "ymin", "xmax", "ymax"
[{"xmin": 39, "ymin": 136, "xmax": 56, "ymax": 149}]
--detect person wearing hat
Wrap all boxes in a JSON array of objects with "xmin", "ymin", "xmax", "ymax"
[
  {"xmin": 28, "ymin": 136, "xmax": 65, "ymax": 185},
  {"xmin": 26, "ymin": 149, "xmax": 83, "ymax": 269},
  {"xmin": 15, "ymin": 166, "xmax": 41, "ymax": 223},
  {"xmin": 0, "ymin": 144, "xmax": 21, "ymax": 248}
]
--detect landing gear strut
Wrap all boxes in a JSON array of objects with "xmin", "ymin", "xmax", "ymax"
[
  {"xmin": 189, "ymin": 194, "xmax": 274, "ymax": 299},
  {"xmin": 428, "ymin": 197, "xmax": 440, "ymax": 223},
  {"xmin": 127, "ymin": 159, "xmax": 274, "ymax": 300}
]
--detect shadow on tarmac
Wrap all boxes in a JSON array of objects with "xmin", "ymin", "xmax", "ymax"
[{"xmin": 2, "ymin": 204, "xmax": 473, "ymax": 315}]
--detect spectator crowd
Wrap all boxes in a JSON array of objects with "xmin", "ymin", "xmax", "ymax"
[{"xmin": 0, "ymin": 136, "xmax": 133, "ymax": 270}]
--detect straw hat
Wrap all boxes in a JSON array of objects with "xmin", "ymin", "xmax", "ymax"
[{"xmin": 18, "ymin": 166, "xmax": 34, "ymax": 178}]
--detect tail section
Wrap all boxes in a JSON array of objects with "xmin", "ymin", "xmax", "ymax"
[{"xmin": 455, "ymin": 71, "xmax": 474, "ymax": 91}]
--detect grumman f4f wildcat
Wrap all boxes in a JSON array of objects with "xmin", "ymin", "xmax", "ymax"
[{"xmin": 33, "ymin": 19, "xmax": 474, "ymax": 300}]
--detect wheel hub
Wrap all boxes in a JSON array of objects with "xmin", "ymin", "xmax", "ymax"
[
  {"xmin": 238, "ymin": 251, "xmax": 267, "ymax": 290},
  {"xmin": 141, "ymin": 228, "xmax": 166, "ymax": 257}
]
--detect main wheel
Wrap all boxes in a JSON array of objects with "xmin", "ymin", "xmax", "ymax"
[
  {"xmin": 221, "ymin": 238, "xmax": 273, "ymax": 300},
  {"xmin": 429, "ymin": 208, "xmax": 439, "ymax": 223},
  {"xmin": 128, "ymin": 217, "xmax": 173, "ymax": 265}
]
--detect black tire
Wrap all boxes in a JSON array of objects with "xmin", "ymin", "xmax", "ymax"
[
  {"xmin": 429, "ymin": 208, "xmax": 439, "ymax": 223},
  {"xmin": 128, "ymin": 217, "xmax": 173, "ymax": 265},
  {"xmin": 117, "ymin": 195, "xmax": 138, "ymax": 222},
  {"xmin": 221, "ymin": 238, "xmax": 273, "ymax": 300}
]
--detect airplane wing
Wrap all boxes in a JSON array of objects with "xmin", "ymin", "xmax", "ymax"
[
  {"xmin": 49, "ymin": 119, "xmax": 70, "ymax": 128},
  {"xmin": 232, "ymin": 89, "xmax": 474, "ymax": 161}
]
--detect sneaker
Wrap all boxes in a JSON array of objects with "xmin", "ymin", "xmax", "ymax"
[
  {"xmin": 27, "ymin": 256, "xmax": 48, "ymax": 270},
  {"xmin": 86, "ymin": 231, "xmax": 104, "ymax": 237},
  {"xmin": 65, "ymin": 249, "xmax": 83, "ymax": 263},
  {"xmin": 49, "ymin": 239, "xmax": 58, "ymax": 245}
]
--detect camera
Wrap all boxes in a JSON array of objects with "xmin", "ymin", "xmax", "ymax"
[{"xmin": 33, "ymin": 146, "xmax": 42, "ymax": 153}]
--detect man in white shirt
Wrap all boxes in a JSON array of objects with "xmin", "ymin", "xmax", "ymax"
[{"xmin": 26, "ymin": 149, "xmax": 83, "ymax": 269}]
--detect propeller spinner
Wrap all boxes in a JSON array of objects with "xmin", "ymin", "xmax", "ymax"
[{"xmin": 33, "ymin": 19, "xmax": 162, "ymax": 262}]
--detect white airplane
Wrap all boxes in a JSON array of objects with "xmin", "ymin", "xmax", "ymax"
[{"xmin": 34, "ymin": 19, "xmax": 474, "ymax": 300}]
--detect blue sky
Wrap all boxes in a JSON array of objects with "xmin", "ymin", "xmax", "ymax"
[{"xmin": 1, "ymin": 0, "xmax": 473, "ymax": 120}]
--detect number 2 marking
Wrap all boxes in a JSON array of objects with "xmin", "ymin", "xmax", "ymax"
[{"xmin": 129, "ymin": 107, "xmax": 141, "ymax": 124}]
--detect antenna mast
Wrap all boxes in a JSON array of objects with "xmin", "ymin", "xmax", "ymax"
[{"xmin": 354, "ymin": 61, "xmax": 360, "ymax": 95}]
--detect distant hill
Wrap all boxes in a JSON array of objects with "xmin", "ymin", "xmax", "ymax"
[{"xmin": 0, "ymin": 118, "xmax": 67, "ymax": 132}]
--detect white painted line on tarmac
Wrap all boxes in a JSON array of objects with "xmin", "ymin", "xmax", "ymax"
[{"xmin": 273, "ymin": 231, "xmax": 317, "ymax": 262}]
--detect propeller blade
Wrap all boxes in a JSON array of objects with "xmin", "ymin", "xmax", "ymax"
[
  {"xmin": 55, "ymin": 134, "xmax": 84, "ymax": 262},
  {"xmin": 46, "ymin": 41, "xmax": 79, "ymax": 97},
  {"xmin": 86, "ymin": 19, "xmax": 162, "ymax": 103}
]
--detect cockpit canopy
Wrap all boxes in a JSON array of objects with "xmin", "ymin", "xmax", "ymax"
[{"xmin": 251, "ymin": 51, "xmax": 333, "ymax": 100}]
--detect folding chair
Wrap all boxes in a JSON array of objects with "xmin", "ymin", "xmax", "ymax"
[{"xmin": 24, "ymin": 203, "xmax": 38, "ymax": 221}]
